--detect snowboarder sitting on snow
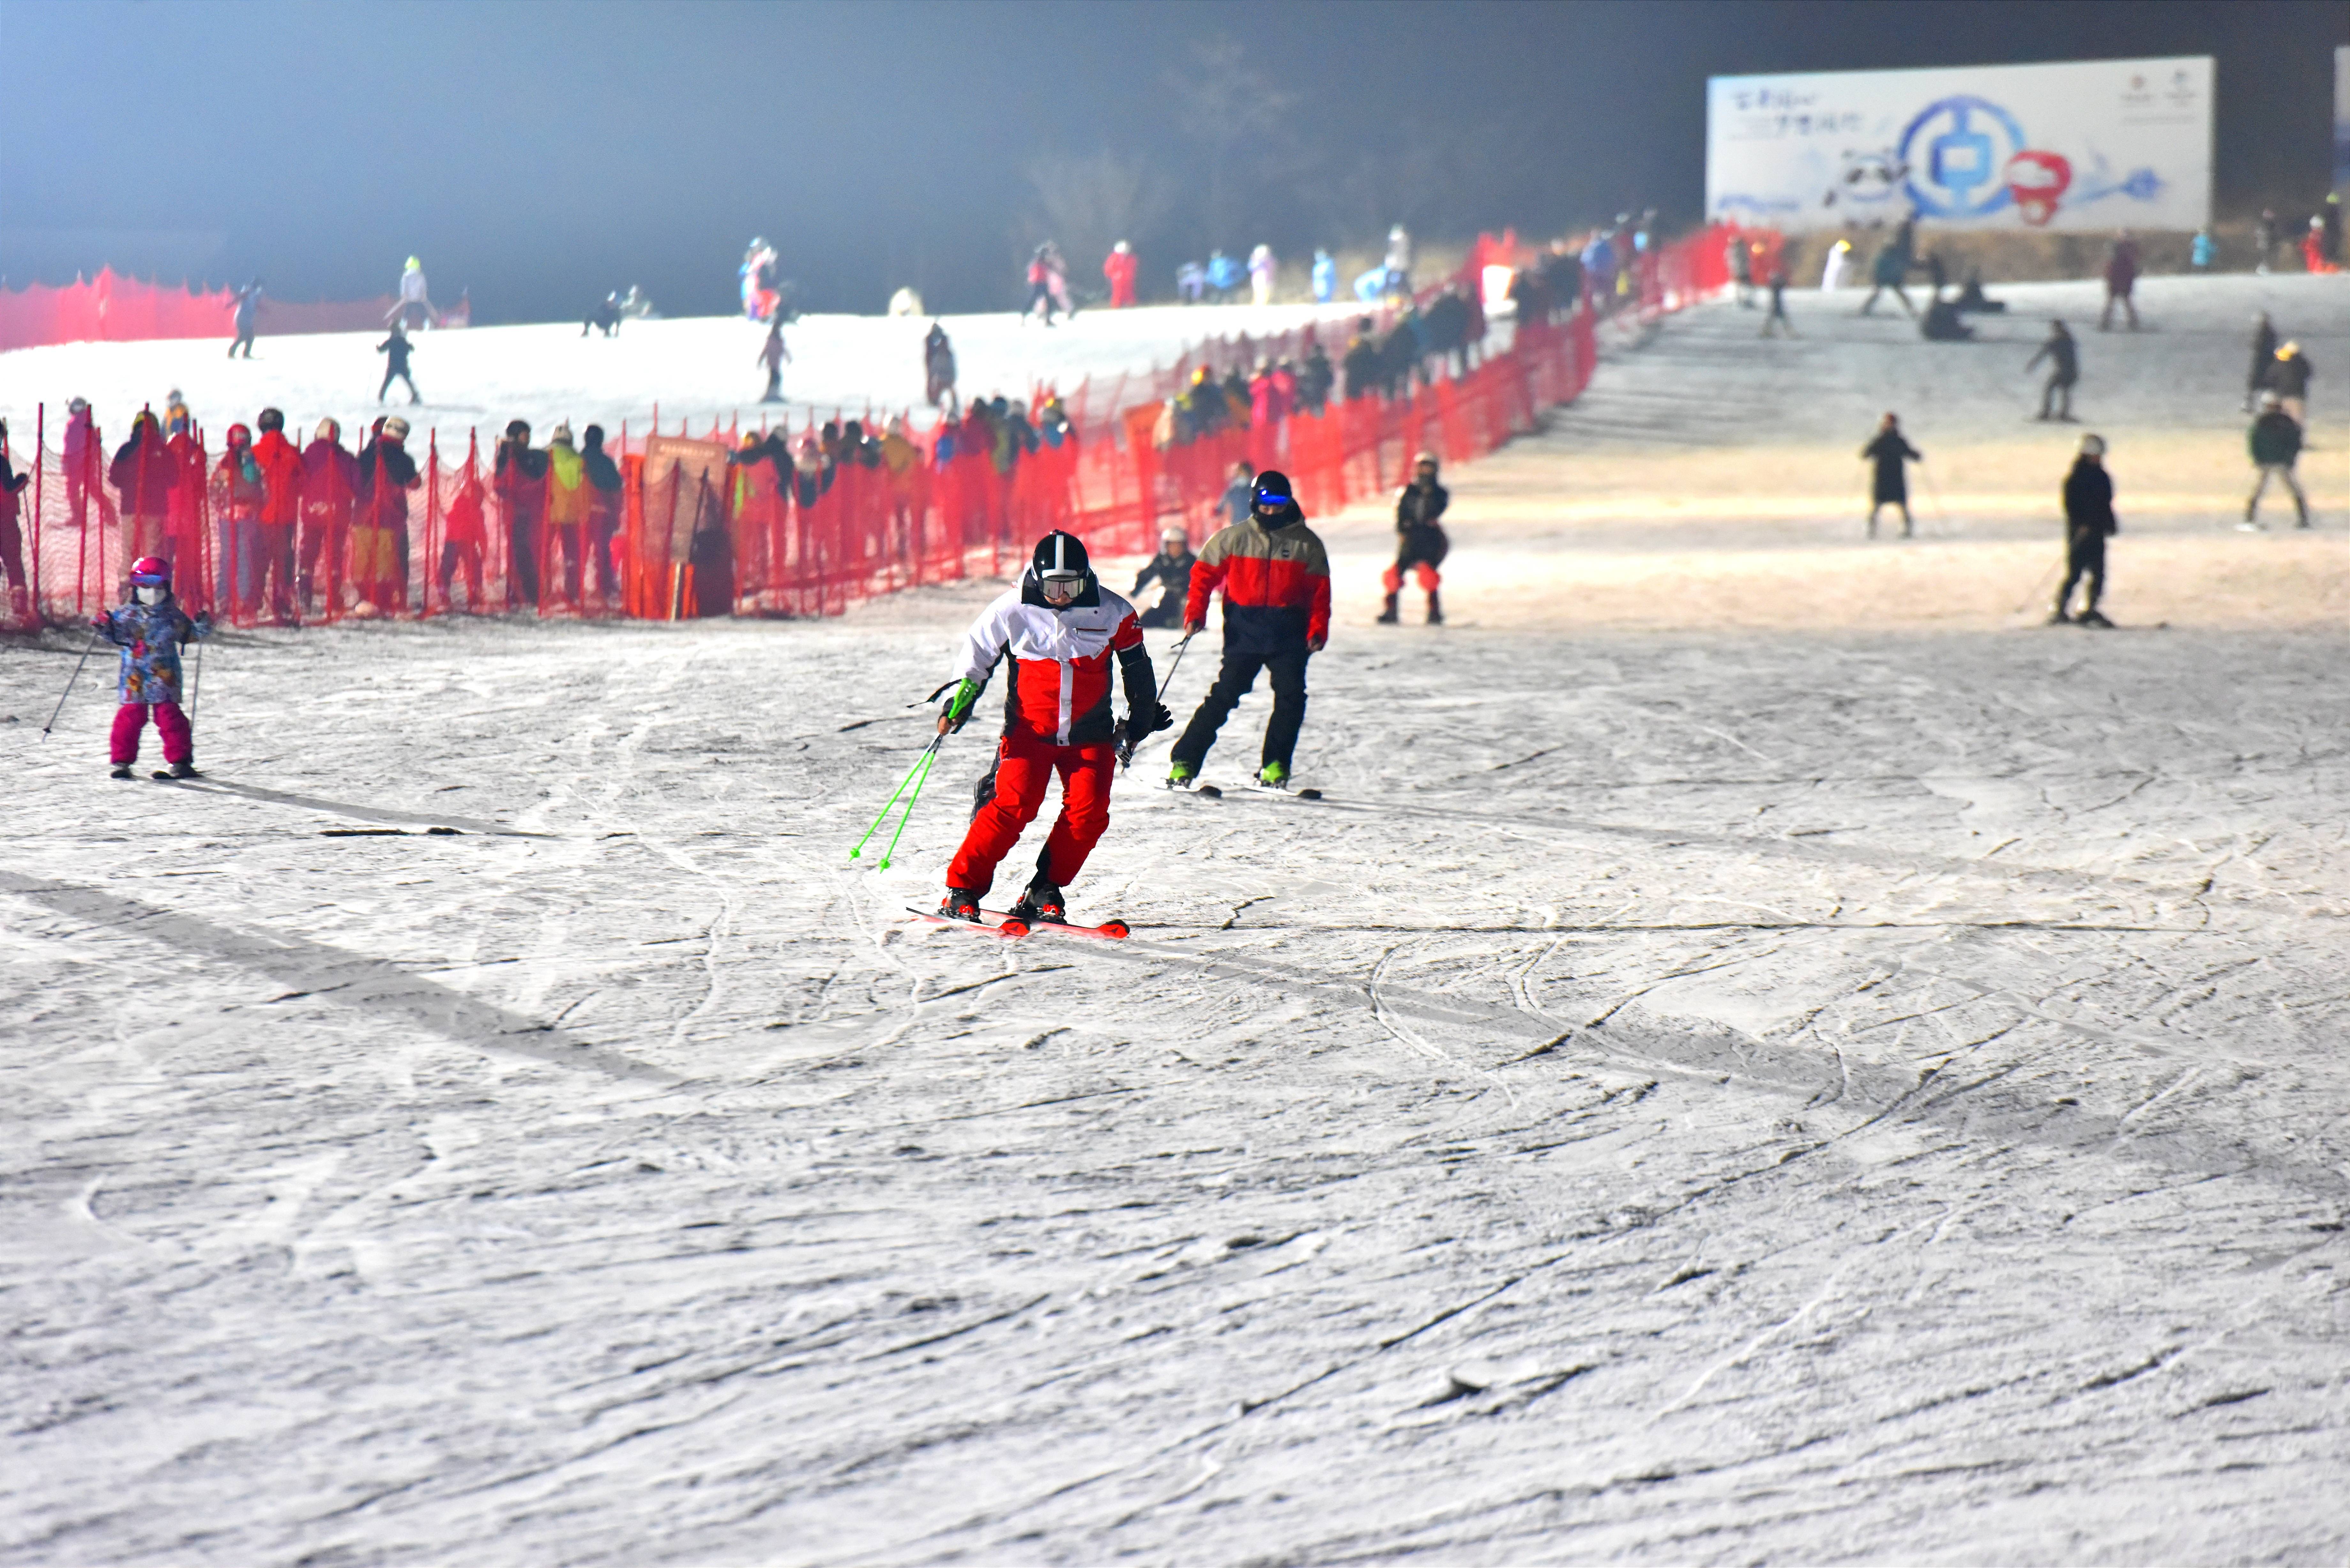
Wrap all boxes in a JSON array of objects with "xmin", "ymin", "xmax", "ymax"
[
  {"xmin": 1379, "ymin": 453, "xmax": 1449, "ymax": 624},
  {"xmin": 932, "ymin": 531, "xmax": 1168, "ymax": 926},
  {"xmin": 1168, "ymin": 469, "xmax": 1330, "ymax": 792},
  {"xmin": 95, "ymin": 555, "xmax": 213, "ymax": 779},
  {"xmin": 1131, "ymin": 524, "xmax": 1197, "ymax": 629}
]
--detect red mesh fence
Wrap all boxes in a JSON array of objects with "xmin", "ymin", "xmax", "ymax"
[
  {"xmin": 0, "ymin": 268, "xmax": 397, "ymax": 352},
  {"xmin": 0, "ymin": 228, "xmax": 1739, "ymax": 634}
]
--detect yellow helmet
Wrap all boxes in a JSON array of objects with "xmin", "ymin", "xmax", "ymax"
[{"xmin": 406, "ymin": 255, "xmax": 421, "ymax": 270}]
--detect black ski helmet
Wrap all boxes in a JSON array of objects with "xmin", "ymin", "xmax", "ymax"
[
  {"xmin": 1031, "ymin": 530, "xmax": 1090, "ymax": 581},
  {"xmin": 1251, "ymin": 470, "xmax": 1294, "ymax": 516}
]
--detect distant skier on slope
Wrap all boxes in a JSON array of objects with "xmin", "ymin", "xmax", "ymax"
[
  {"xmin": 923, "ymin": 321, "xmax": 958, "ymax": 412},
  {"xmin": 757, "ymin": 316, "xmax": 791, "ymax": 404},
  {"xmin": 741, "ymin": 237, "xmax": 779, "ymax": 321},
  {"xmin": 1168, "ymin": 469, "xmax": 1330, "ymax": 793},
  {"xmin": 376, "ymin": 321, "xmax": 421, "ymax": 404},
  {"xmin": 1379, "ymin": 452, "xmax": 1449, "ymax": 624},
  {"xmin": 94, "ymin": 555, "xmax": 213, "ymax": 779},
  {"xmin": 2027, "ymin": 320, "xmax": 2079, "ymax": 422},
  {"xmin": 1130, "ymin": 523, "xmax": 1197, "ymax": 629},
  {"xmin": 930, "ymin": 531, "xmax": 1168, "ymax": 926},
  {"xmin": 1860, "ymin": 413, "xmax": 1921, "ymax": 539},
  {"xmin": 389, "ymin": 256, "xmax": 433, "ymax": 331},
  {"xmin": 228, "ymin": 279, "xmax": 263, "ymax": 358}
]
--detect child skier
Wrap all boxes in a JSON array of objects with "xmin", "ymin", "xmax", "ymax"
[
  {"xmin": 95, "ymin": 556, "xmax": 213, "ymax": 779},
  {"xmin": 932, "ymin": 531, "xmax": 1168, "ymax": 925},
  {"xmin": 1379, "ymin": 453, "xmax": 1449, "ymax": 624}
]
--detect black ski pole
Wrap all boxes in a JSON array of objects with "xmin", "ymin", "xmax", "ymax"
[
  {"xmin": 40, "ymin": 631, "xmax": 102, "ymax": 740},
  {"xmin": 186, "ymin": 637, "xmax": 204, "ymax": 733},
  {"xmin": 1121, "ymin": 632, "xmax": 1195, "ymax": 773}
]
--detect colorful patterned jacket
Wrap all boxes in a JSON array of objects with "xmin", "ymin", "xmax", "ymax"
[
  {"xmin": 1183, "ymin": 504, "xmax": 1330, "ymax": 653},
  {"xmin": 97, "ymin": 596, "xmax": 211, "ymax": 705}
]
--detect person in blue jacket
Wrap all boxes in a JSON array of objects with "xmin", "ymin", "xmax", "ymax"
[
  {"xmin": 1311, "ymin": 249, "xmax": 1337, "ymax": 304},
  {"xmin": 95, "ymin": 554, "xmax": 213, "ymax": 779}
]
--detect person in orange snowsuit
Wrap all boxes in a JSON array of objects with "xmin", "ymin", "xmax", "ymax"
[{"xmin": 1103, "ymin": 241, "xmax": 1138, "ymax": 308}]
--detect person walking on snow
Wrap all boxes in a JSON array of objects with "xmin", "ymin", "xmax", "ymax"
[
  {"xmin": 390, "ymin": 256, "xmax": 433, "ymax": 331},
  {"xmin": 2027, "ymin": 320, "xmax": 2079, "ymax": 421},
  {"xmin": 1103, "ymin": 241, "xmax": 1138, "ymax": 309},
  {"xmin": 2243, "ymin": 394, "xmax": 2309, "ymax": 530},
  {"xmin": 1168, "ymin": 469, "xmax": 1331, "ymax": 792},
  {"xmin": 95, "ymin": 555, "xmax": 213, "ymax": 779},
  {"xmin": 2268, "ymin": 341, "xmax": 2313, "ymax": 425},
  {"xmin": 2099, "ymin": 231, "xmax": 2140, "ymax": 331},
  {"xmin": 931, "ymin": 531, "xmax": 1167, "ymax": 925},
  {"xmin": 377, "ymin": 321, "xmax": 421, "ymax": 403},
  {"xmin": 228, "ymin": 279, "xmax": 263, "ymax": 357},
  {"xmin": 1131, "ymin": 524, "xmax": 1197, "ymax": 629},
  {"xmin": 2051, "ymin": 433, "xmax": 2118, "ymax": 627},
  {"xmin": 757, "ymin": 316, "xmax": 791, "ymax": 404},
  {"xmin": 1861, "ymin": 413, "xmax": 1921, "ymax": 539},
  {"xmin": 1379, "ymin": 452, "xmax": 1449, "ymax": 624},
  {"xmin": 1759, "ymin": 264, "xmax": 1796, "ymax": 336},
  {"xmin": 1858, "ymin": 234, "xmax": 1914, "ymax": 318},
  {"xmin": 923, "ymin": 322, "xmax": 958, "ymax": 413},
  {"xmin": 2245, "ymin": 313, "xmax": 2278, "ymax": 412}
]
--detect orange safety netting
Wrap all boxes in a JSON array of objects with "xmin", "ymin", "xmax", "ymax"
[
  {"xmin": 0, "ymin": 268, "xmax": 399, "ymax": 352},
  {"xmin": 0, "ymin": 228, "xmax": 1745, "ymax": 635}
]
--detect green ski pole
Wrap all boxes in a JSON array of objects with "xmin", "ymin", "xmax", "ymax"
[
  {"xmin": 875, "ymin": 741, "xmax": 941, "ymax": 871},
  {"xmin": 849, "ymin": 736, "xmax": 942, "ymax": 862}
]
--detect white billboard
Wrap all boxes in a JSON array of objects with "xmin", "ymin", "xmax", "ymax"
[{"xmin": 1707, "ymin": 57, "xmax": 2213, "ymax": 232}]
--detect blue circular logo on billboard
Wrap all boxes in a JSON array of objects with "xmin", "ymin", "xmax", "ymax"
[{"xmin": 1899, "ymin": 95, "xmax": 2027, "ymax": 218}]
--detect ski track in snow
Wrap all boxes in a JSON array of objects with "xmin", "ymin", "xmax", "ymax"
[{"xmin": 4, "ymin": 591, "xmax": 2345, "ymax": 1565}]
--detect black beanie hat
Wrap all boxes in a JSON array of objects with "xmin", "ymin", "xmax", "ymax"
[{"xmin": 1252, "ymin": 469, "xmax": 1294, "ymax": 501}]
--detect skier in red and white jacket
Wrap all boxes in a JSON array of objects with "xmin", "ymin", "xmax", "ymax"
[{"xmin": 934, "ymin": 531, "xmax": 1170, "ymax": 924}]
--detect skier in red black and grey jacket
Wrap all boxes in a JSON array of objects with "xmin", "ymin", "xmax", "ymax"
[
  {"xmin": 1167, "ymin": 469, "xmax": 1330, "ymax": 791},
  {"xmin": 933, "ymin": 531, "xmax": 1170, "ymax": 925}
]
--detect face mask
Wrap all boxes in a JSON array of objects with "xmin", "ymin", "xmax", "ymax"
[{"xmin": 134, "ymin": 585, "xmax": 164, "ymax": 606}]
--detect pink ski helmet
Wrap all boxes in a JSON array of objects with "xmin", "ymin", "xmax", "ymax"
[{"xmin": 129, "ymin": 555, "xmax": 172, "ymax": 588}]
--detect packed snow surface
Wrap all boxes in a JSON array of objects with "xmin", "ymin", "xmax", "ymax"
[{"xmin": 4, "ymin": 271, "xmax": 2346, "ymax": 1564}]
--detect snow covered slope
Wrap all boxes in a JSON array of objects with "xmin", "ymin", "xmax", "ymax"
[
  {"xmin": 0, "ymin": 302, "xmax": 1359, "ymax": 447},
  {"xmin": 3, "ymin": 594, "xmax": 2345, "ymax": 1564}
]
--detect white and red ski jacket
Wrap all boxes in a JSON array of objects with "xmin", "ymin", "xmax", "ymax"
[{"xmin": 954, "ymin": 573, "xmax": 1153, "ymax": 746}]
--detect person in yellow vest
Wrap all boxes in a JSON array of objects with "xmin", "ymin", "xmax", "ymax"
[{"xmin": 544, "ymin": 422, "xmax": 591, "ymax": 605}]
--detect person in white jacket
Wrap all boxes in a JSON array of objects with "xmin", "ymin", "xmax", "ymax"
[
  {"xmin": 389, "ymin": 256, "xmax": 433, "ymax": 330},
  {"xmin": 1248, "ymin": 244, "xmax": 1277, "ymax": 307},
  {"xmin": 1821, "ymin": 238, "xmax": 1851, "ymax": 292}
]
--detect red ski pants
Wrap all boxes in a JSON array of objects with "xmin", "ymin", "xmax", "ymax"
[
  {"xmin": 1382, "ymin": 560, "xmax": 1440, "ymax": 594},
  {"xmin": 946, "ymin": 732, "xmax": 1114, "ymax": 897},
  {"xmin": 111, "ymin": 701, "xmax": 192, "ymax": 765}
]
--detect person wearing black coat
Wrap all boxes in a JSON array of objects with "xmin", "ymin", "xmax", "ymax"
[
  {"xmin": 1378, "ymin": 453, "xmax": 1450, "ymax": 624},
  {"xmin": 2051, "ymin": 434, "xmax": 2118, "ymax": 627},
  {"xmin": 2245, "ymin": 313, "xmax": 2278, "ymax": 412},
  {"xmin": 495, "ymin": 421, "xmax": 551, "ymax": 607},
  {"xmin": 376, "ymin": 323, "xmax": 420, "ymax": 403},
  {"xmin": 1131, "ymin": 524, "xmax": 1198, "ymax": 629},
  {"xmin": 1861, "ymin": 413, "xmax": 1922, "ymax": 538},
  {"xmin": 581, "ymin": 424, "xmax": 626, "ymax": 598}
]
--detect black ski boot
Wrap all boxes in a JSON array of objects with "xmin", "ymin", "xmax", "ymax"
[
  {"xmin": 1010, "ymin": 877, "xmax": 1067, "ymax": 924},
  {"xmin": 1426, "ymin": 590, "xmax": 1443, "ymax": 625},
  {"xmin": 110, "ymin": 763, "xmax": 135, "ymax": 780},
  {"xmin": 1376, "ymin": 591, "xmax": 1400, "ymax": 624},
  {"xmin": 167, "ymin": 758, "xmax": 201, "ymax": 779},
  {"xmin": 938, "ymin": 887, "xmax": 982, "ymax": 923},
  {"xmin": 2076, "ymin": 607, "xmax": 2113, "ymax": 629}
]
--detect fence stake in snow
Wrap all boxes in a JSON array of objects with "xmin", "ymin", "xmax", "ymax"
[{"xmin": 40, "ymin": 631, "xmax": 102, "ymax": 739}]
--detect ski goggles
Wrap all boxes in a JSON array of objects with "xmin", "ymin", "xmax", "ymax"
[
  {"xmin": 1252, "ymin": 491, "xmax": 1290, "ymax": 511},
  {"xmin": 1039, "ymin": 571, "xmax": 1085, "ymax": 602}
]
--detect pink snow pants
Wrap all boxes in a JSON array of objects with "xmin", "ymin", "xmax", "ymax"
[{"xmin": 111, "ymin": 701, "xmax": 192, "ymax": 765}]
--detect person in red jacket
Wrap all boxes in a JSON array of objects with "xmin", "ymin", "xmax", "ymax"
[
  {"xmin": 299, "ymin": 418, "xmax": 358, "ymax": 615},
  {"xmin": 210, "ymin": 423, "xmax": 267, "ymax": 614},
  {"xmin": 1103, "ymin": 241, "xmax": 1138, "ymax": 308},
  {"xmin": 108, "ymin": 410, "xmax": 178, "ymax": 562},
  {"xmin": 931, "ymin": 531, "xmax": 1167, "ymax": 925},
  {"xmin": 1168, "ymin": 468, "xmax": 1330, "ymax": 791},
  {"xmin": 249, "ymin": 407, "xmax": 305, "ymax": 622},
  {"xmin": 437, "ymin": 466, "xmax": 490, "ymax": 609}
]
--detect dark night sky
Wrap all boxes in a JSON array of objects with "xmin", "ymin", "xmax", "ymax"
[{"xmin": 3, "ymin": 0, "xmax": 2341, "ymax": 321}]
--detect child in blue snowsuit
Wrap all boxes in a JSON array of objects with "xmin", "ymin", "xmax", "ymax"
[{"xmin": 95, "ymin": 555, "xmax": 212, "ymax": 779}]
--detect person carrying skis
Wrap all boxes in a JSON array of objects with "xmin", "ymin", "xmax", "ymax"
[
  {"xmin": 1860, "ymin": 412, "xmax": 1921, "ymax": 539},
  {"xmin": 1130, "ymin": 524, "xmax": 1196, "ymax": 629},
  {"xmin": 94, "ymin": 555, "xmax": 213, "ymax": 779},
  {"xmin": 931, "ymin": 531, "xmax": 1167, "ymax": 925},
  {"xmin": 377, "ymin": 321, "xmax": 421, "ymax": 403},
  {"xmin": 2051, "ymin": 433, "xmax": 2117, "ymax": 628},
  {"xmin": 1167, "ymin": 469, "xmax": 1330, "ymax": 791},
  {"xmin": 1379, "ymin": 452, "xmax": 1449, "ymax": 624}
]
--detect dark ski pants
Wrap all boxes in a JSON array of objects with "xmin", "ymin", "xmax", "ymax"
[
  {"xmin": 2056, "ymin": 528, "xmax": 2105, "ymax": 615},
  {"xmin": 230, "ymin": 331, "xmax": 255, "ymax": 358},
  {"xmin": 256, "ymin": 523, "xmax": 298, "ymax": 616},
  {"xmin": 947, "ymin": 732, "xmax": 1114, "ymax": 897},
  {"xmin": 2038, "ymin": 374, "xmax": 2076, "ymax": 420},
  {"xmin": 508, "ymin": 515, "xmax": 542, "ymax": 607},
  {"xmin": 379, "ymin": 367, "xmax": 420, "ymax": 403},
  {"xmin": 1172, "ymin": 645, "xmax": 1310, "ymax": 775},
  {"xmin": 112, "ymin": 700, "xmax": 192, "ymax": 765}
]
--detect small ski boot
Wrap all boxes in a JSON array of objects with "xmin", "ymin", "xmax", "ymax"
[
  {"xmin": 1426, "ymin": 590, "xmax": 1443, "ymax": 625},
  {"xmin": 2075, "ymin": 607, "xmax": 2113, "ymax": 629},
  {"xmin": 110, "ymin": 763, "xmax": 136, "ymax": 780},
  {"xmin": 1009, "ymin": 877, "xmax": 1067, "ymax": 924},
  {"xmin": 1376, "ymin": 591, "xmax": 1400, "ymax": 625},
  {"xmin": 938, "ymin": 887, "xmax": 982, "ymax": 923}
]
